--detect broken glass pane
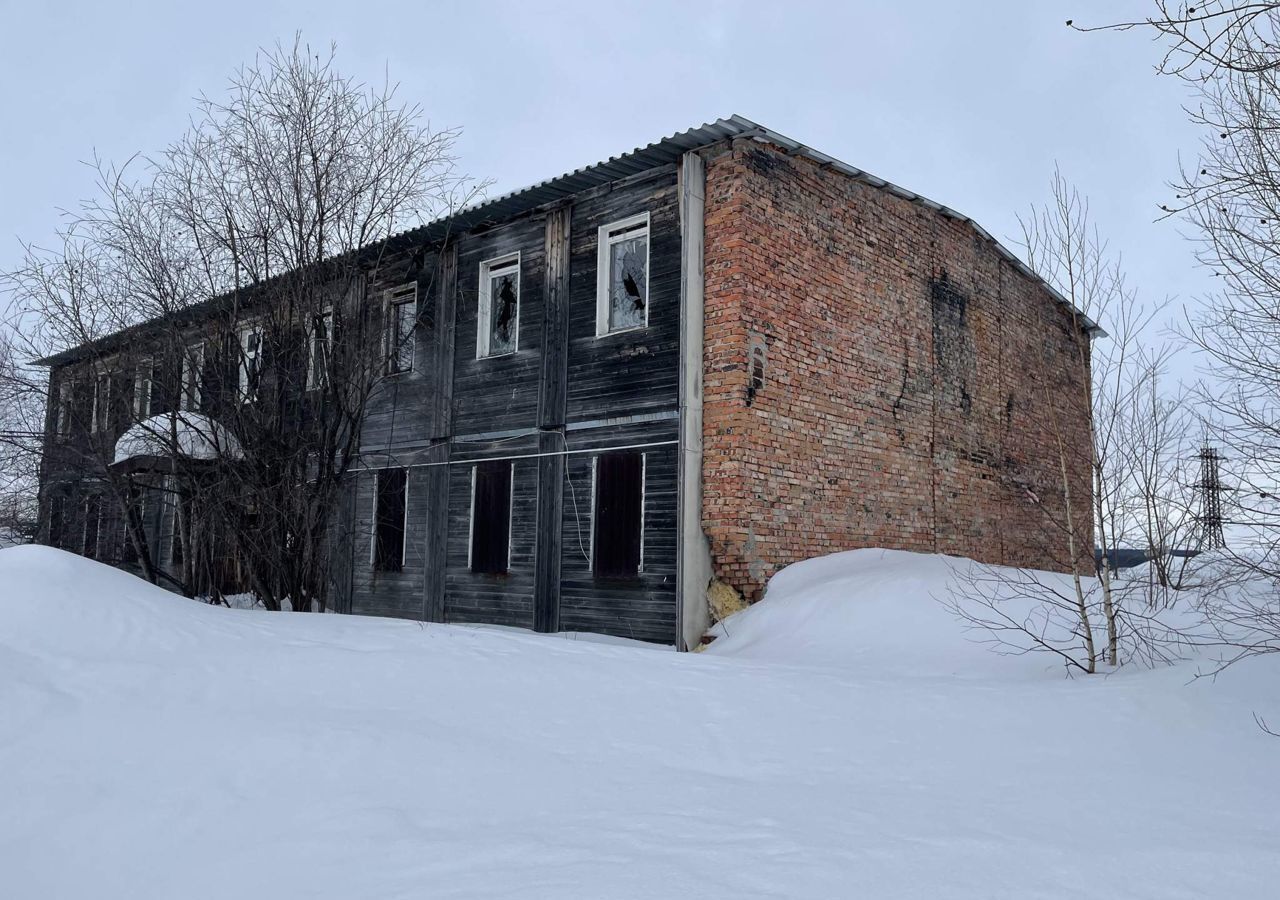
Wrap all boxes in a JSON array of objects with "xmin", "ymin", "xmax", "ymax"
[
  {"xmin": 488, "ymin": 270, "xmax": 518, "ymax": 355},
  {"xmin": 609, "ymin": 233, "xmax": 648, "ymax": 331},
  {"xmin": 394, "ymin": 301, "xmax": 415, "ymax": 372}
]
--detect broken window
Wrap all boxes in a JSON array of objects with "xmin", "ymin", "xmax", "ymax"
[
  {"xmin": 596, "ymin": 213, "xmax": 650, "ymax": 335},
  {"xmin": 238, "ymin": 324, "xmax": 262, "ymax": 403},
  {"xmin": 308, "ymin": 309, "xmax": 333, "ymax": 390},
  {"xmin": 478, "ymin": 254, "xmax": 520, "ymax": 357},
  {"xmin": 386, "ymin": 285, "xmax": 417, "ymax": 374},
  {"xmin": 82, "ymin": 494, "xmax": 102, "ymax": 560},
  {"xmin": 373, "ymin": 468, "xmax": 407, "ymax": 572},
  {"xmin": 592, "ymin": 451, "xmax": 644, "ymax": 577},
  {"xmin": 470, "ymin": 461, "xmax": 512, "ymax": 575}
]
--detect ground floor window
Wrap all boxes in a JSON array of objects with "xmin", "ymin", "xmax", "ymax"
[
  {"xmin": 47, "ymin": 494, "xmax": 68, "ymax": 548},
  {"xmin": 592, "ymin": 451, "xmax": 644, "ymax": 577},
  {"xmin": 121, "ymin": 484, "xmax": 145, "ymax": 565},
  {"xmin": 470, "ymin": 461, "xmax": 512, "ymax": 575},
  {"xmin": 373, "ymin": 468, "xmax": 408, "ymax": 572},
  {"xmin": 82, "ymin": 495, "xmax": 103, "ymax": 560}
]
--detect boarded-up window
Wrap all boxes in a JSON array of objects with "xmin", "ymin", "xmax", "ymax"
[
  {"xmin": 470, "ymin": 462, "xmax": 512, "ymax": 574},
  {"xmin": 596, "ymin": 213, "xmax": 649, "ymax": 335},
  {"xmin": 373, "ymin": 468, "xmax": 407, "ymax": 572},
  {"xmin": 82, "ymin": 495, "xmax": 102, "ymax": 560},
  {"xmin": 593, "ymin": 451, "xmax": 643, "ymax": 577}
]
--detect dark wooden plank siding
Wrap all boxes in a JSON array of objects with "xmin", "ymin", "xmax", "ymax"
[
  {"xmin": 558, "ymin": 418, "xmax": 679, "ymax": 643},
  {"xmin": 564, "ymin": 169, "xmax": 681, "ymax": 424},
  {"xmin": 316, "ymin": 169, "xmax": 684, "ymax": 643}
]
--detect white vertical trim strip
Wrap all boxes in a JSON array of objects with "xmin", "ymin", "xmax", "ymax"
[
  {"xmin": 467, "ymin": 465, "xmax": 477, "ymax": 571},
  {"xmin": 507, "ymin": 462, "xmax": 515, "ymax": 572},
  {"xmin": 638, "ymin": 452, "xmax": 647, "ymax": 574},
  {"xmin": 588, "ymin": 455, "xmax": 598, "ymax": 572}
]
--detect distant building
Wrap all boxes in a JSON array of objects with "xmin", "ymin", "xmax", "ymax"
[{"xmin": 35, "ymin": 116, "xmax": 1096, "ymax": 648}]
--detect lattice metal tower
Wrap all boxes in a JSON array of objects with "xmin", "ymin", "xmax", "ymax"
[{"xmin": 1196, "ymin": 445, "xmax": 1227, "ymax": 550}]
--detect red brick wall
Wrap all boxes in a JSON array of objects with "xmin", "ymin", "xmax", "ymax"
[{"xmin": 701, "ymin": 140, "xmax": 1093, "ymax": 601}]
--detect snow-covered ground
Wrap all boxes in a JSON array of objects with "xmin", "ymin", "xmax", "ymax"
[{"xmin": 1, "ymin": 545, "xmax": 1277, "ymax": 898}]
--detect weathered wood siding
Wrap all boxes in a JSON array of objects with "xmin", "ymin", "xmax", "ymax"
[{"xmin": 346, "ymin": 166, "xmax": 684, "ymax": 643}]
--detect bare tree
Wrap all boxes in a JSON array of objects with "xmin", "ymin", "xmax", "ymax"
[
  {"xmin": 0, "ymin": 330, "xmax": 43, "ymax": 543},
  {"xmin": 946, "ymin": 170, "xmax": 1186, "ymax": 672},
  {"xmin": 4, "ymin": 38, "xmax": 475, "ymax": 610}
]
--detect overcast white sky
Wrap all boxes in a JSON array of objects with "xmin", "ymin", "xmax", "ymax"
[{"xmin": 0, "ymin": 0, "xmax": 1214, "ymax": 372}]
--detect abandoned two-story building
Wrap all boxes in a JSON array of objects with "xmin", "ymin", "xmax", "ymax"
[{"xmin": 36, "ymin": 116, "xmax": 1096, "ymax": 649}]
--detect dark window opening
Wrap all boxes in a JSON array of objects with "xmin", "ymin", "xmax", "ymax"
[
  {"xmin": 470, "ymin": 462, "xmax": 512, "ymax": 575},
  {"xmin": 82, "ymin": 495, "xmax": 102, "ymax": 560},
  {"xmin": 387, "ymin": 285, "xmax": 417, "ymax": 374},
  {"xmin": 373, "ymin": 468, "xmax": 407, "ymax": 572},
  {"xmin": 48, "ymin": 495, "xmax": 67, "ymax": 548},
  {"xmin": 747, "ymin": 340, "xmax": 767, "ymax": 406},
  {"xmin": 593, "ymin": 451, "xmax": 643, "ymax": 577}
]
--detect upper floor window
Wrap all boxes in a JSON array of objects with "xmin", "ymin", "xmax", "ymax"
[
  {"xmin": 133, "ymin": 359, "xmax": 153, "ymax": 419},
  {"xmin": 91, "ymin": 372, "xmax": 110, "ymax": 434},
  {"xmin": 308, "ymin": 308, "xmax": 333, "ymax": 390},
  {"xmin": 386, "ymin": 284, "xmax": 417, "ymax": 374},
  {"xmin": 477, "ymin": 253, "xmax": 520, "ymax": 358},
  {"xmin": 238, "ymin": 324, "xmax": 262, "ymax": 403},
  {"xmin": 596, "ymin": 212, "xmax": 650, "ymax": 336},
  {"xmin": 55, "ymin": 380, "xmax": 73, "ymax": 438},
  {"xmin": 181, "ymin": 343, "xmax": 205, "ymax": 412}
]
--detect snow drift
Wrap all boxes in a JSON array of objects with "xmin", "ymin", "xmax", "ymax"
[{"xmin": 1, "ymin": 544, "xmax": 1277, "ymax": 899}]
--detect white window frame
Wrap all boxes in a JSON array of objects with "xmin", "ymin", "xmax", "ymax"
[
  {"xmin": 476, "ymin": 252, "xmax": 521, "ymax": 359},
  {"xmin": 385, "ymin": 284, "xmax": 417, "ymax": 375},
  {"xmin": 181, "ymin": 343, "xmax": 205, "ymax": 412},
  {"xmin": 91, "ymin": 371, "xmax": 110, "ymax": 434},
  {"xmin": 595, "ymin": 212, "xmax": 651, "ymax": 337},
  {"xmin": 133, "ymin": 359, "xmax": 152, "ymax": 419},
  {"xmin": 307, "ymin": 307, "xmax": 334, "ymax": 391},
  {"xmin": 238, "ymin": 323, "xmax": 262, "ymax": 403},
  {"xmin": 56, "ymin": 380, "xmax": 73, "ymax": 438},
  {"xmin": 369, "ymin": 467, "xmax": 409, "ymax": 571}
]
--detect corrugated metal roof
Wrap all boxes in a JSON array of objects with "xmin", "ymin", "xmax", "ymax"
[{"xmin": 36, "ymin": 114, "xmax": 1101, "ymax": 365}]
